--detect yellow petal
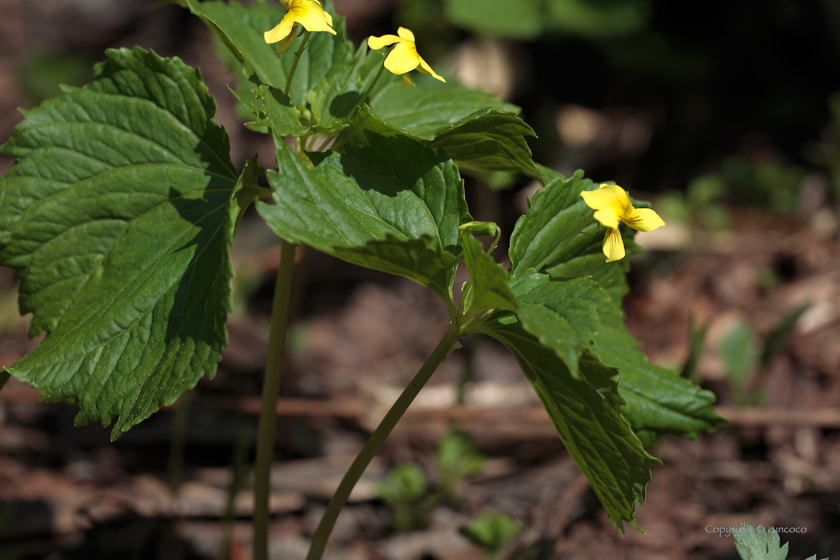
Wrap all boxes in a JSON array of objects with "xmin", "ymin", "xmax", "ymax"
[
  {"xmin": 602, "ymin": 227, "xmax": 625, "ymax": 262},
  {"xmin": 290, "ymin": 0, "xmax": 336, "ymax": 34},
  {"xmin": 397, "ymin": 27, "xmax": 416, "ymax": 42},
  {"xmin": 592, "ymin": 208, "xmax": 621, "ymax": 230},
  {"xmin": 384, "ymin": 41, "xmax": 421, "ymax": 75},
  {"xmin": 308, "ymin": 1, "xmax": 334, "ymax": 27},
  {"xmin": 580, "ymin": 184, "xmax": 631, "ymax": 214},
  {"xmin": 368, "ymin": 34, "xmax": 402, "ymax": 50},
  {"xmin": 264, "ymin": 14, "xmax": 296, "ymax": 44},
  {"xmin": 402, "ymin": 74, "xmax": 415, "ymax": 87},
  {"xmin": 416, "ymin": 57, "xmax": 446, "ymax": 82},
  {"xmin": 623, "ymin": 207, "xmax": 665, "ymax": 232}
]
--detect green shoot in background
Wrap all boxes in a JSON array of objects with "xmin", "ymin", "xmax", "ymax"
[
  {"xmin": 458, "ymin": 512, "xmax": 523, "ymax": 560},
  {"xmin": 733, "ymin": 523, "xmax": 826, "ymax": 560}
]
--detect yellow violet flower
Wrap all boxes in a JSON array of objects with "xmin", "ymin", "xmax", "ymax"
[
  {"xmin": 264, "ymin": 0, "xmax": 336, "ymax": 53},
  {"xmin": 367, "ymin": 27, "xmax": 446, "ymax": 88},
  {"xmin": 580, "ymin": 184, "xmax": 665, "ymax": 263}
]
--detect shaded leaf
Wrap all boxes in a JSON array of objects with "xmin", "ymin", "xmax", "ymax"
[
  {"xmin": 347, "ymin": 104, "xmax": 539, "ymax": 180},
  {"xmin": 460, "ymin": 231, "xmax": 518, "ymax": 318},
  {"xmin": 230, "ymin": 156, "xmax": 268, "ymax": 230},
  {"xmin": 428, "ymin": 108, "xmax": 539, "ymax": 179},
  {"xmin": 307, "ymin": 42, "xmax": 385, "ymax": 127}
]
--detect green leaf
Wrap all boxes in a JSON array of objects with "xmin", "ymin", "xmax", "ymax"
[
  {"xmin": 508, "ymin": 167, "xmax": 641, "ymax": 303},
  {"xmin": 443, "ymin": 0, "xmax": 651, "ymax": 40},
  {"xmin": 680, "ymin": 314, "xmax": 708, "ymax": 379},
  {"xmin": 347, "ymin": 103, "xmax": 539, "ymax": 180},
  {"xmin": 362, "ymin": 78, "xmax": 539, "ymax": 180},
  {"xmin": 180, "ymin": 0, "xmax": 539, "ymax": 178},
  {"xmin": 760, "ymin": 303, "xmax": 809, "ymax": 369},
  {"xmin": 479, "ymin": 319, "xmax": 658, "ymax": 533},
  {"xmin": 427, "ymin": 109, "xmax": 539, "ymax": 180},
  {"xmin": 0, "ymin": 48, "xmax": 240, "ymax": 439},
  {"xmin": 587, "ymin": 307, "xmax": 726, "ymax": 442},
  {"xmin": 257, "ymin": 133, "xmax": 470, "ymax": 307},
  {"xmin": 733, "ymin": 524, "xmax": 789, "ymax": 560},
  {"xmin": 546, "ymin": 0, "xmax": 651, "ymax": 39},
  {"xmin": 333, "ymin": 236, "xmax": 461, "ymax": 306},
  {"xmin": 368, "ymin": 75, "xmax": 521, "ymax": 137},
  {"xmin": 235, "ymin": 84, "xmax": 312, "ymax": 137},
  {"xmin": 178, "ymin": 0, "xmax": 354, "ymax": 106},
  {"xmin": 230, "ymin": 156, "xmax": 268, "ymax": 230},
  {"xmin": 444, "ymin": 0, "xmax": 543, "ymax": 39},
  {"xmin": 307, "ymin": 43, "xmax": 385, "ymax": 127},
  {"xmin": 721, "ymin": 320, "xmax": 759, "ymax": 389},
  {"xmin": 504, "ymin": 166, "xmax": 722, "ymax": 442},
  {"xmin": 458, "ymin": 512, "xmax": 522, "ymax": 553},
  {"xmin": 507, "ymin": 271, "xmax": 615, "ymax": 378},
  {"xmin": 436, "ymin": 430, "xmax": 486, "ymax": 482},
  {"xmin": 0, "ymin": 371, "xmax": 9, "ymax": 393},
  {"xmin": 377, "ymin": 463, "xmax": 428, "ymax": 504},
  {"xmin": 460, "ymin": 231, "xmax": 518, "ymax": 318},
  {"xmin": 506, "ymin": 165, "xmax": 723, "ymax": 442}
]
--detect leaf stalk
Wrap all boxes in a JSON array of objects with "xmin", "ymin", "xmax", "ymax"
[{"xmin": 305, "ymin": 321, "xmax": 461, "ymax": 560}]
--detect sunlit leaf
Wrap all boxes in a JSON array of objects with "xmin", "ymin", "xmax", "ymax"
[{"xmin": 0, "ymin": 47, "xmax": 242, "ymax": 438}]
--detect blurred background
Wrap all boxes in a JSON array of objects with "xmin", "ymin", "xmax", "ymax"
[{"xmin": 1, "ymin": 0, "xmax": 840, "ymax": 558}]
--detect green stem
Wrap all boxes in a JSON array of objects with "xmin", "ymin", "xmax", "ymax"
[
  {"xmin": 167, "ymin": 391, "xmax": 191, "ymax": 493},
  {"xmin": 253, "ymin": 240, "xmax": 297, "ymax": 560},
  {"xmin": 456, "ymin": 334, "xmax": 481, "ymax": 406},
  {"xmin": 306, "ymin": 322, "xmax": 461, "ymax": 560},
  {"xmin": 328, "ymin": 60, "xmax": 387, "ymax": 154},
  {"xmin": 343, "ymin": 62, "xmax": 386, "ymax": 123},
  {"xmin": 534, "ymin": 214, "xmax": 594, "ymax": 273},
  {"xmin": 284, "ymin": 31, "xmax": 312, "ymax": 97}
]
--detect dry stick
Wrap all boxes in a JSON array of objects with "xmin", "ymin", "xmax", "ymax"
[
  {"xmin": 4, "ymin": 385, "xmax": 839, "ymax": 429},
  {"xmin": 233, "ymin": 400, "xmax": 840, "ymax": 429}
]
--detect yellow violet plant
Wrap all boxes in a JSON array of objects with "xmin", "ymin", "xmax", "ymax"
[
  {"xmin": 581, "ymin": 183, "xmax": 666, "ymax": 262},
  {"xmin": 0, "ymin": 2, "xmax": 725, "ymax": 560},
  {"xmin": 368, "ymin": 27, "xmax": 446, "ymax": 87}
]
